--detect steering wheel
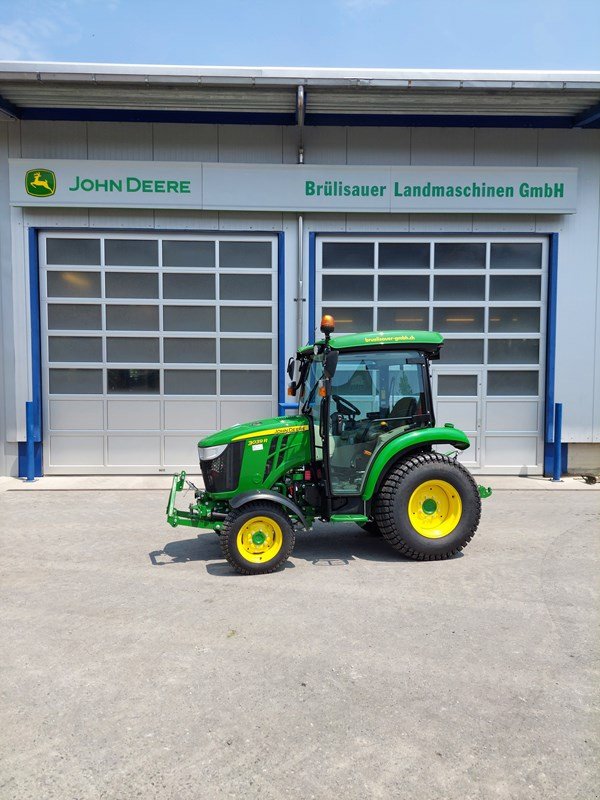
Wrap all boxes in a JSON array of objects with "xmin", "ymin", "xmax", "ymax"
[{"xmin": 332, "ymin": 394, "xmax": 361, "ymax": 417}]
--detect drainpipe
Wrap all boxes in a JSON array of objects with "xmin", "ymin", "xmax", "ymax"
[
  {"xmin": 297, "ymin": 215, "xmax": 304, "ymax": 350},
  {"xmin": 296, "ymin": 85, "xmax": 305, "ymax": 164}
]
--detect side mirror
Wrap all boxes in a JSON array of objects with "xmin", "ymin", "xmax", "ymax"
[
  {"xmin": 323, "ymin": 349, "xmax": 339, "ymax": 379},
  {"xmin": 287, "ymin": 356, "xmax": 296, "ymax": 381}
]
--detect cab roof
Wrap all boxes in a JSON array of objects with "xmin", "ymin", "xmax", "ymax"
[{"xmin": 298, "ymin": 330, "xmax": 444, "ymax": 355}]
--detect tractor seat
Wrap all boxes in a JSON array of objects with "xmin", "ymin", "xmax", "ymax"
[{"xmin": 388, "ymin": 396, "xmax": 417, "ymax": 422}]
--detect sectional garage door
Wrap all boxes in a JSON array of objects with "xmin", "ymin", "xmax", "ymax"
[
  {"xmin": 41, "ymin": 232, "xmax": 278, "ymax": 474},
  {"xmin": 315, "ymin": 236, "xmax": 548, "ymax": 474}
]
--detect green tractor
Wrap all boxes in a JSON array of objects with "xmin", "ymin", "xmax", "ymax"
[{"xmin": 166, "ymin": 315, "xmax": 491, "ymax": 575}]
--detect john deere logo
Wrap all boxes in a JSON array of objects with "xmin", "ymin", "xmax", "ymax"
[{"xmin": 26, "ymin": 169, "xmax": 56, "ymax": 197}]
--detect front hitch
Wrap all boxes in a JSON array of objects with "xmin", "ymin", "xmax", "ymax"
[
  {"xmin": 478, "ymin": 485, "xmax": 493, "ymax": 499},
  {"xmin": 166, "ymin": 471, "xmax": 227, "ymax": 530},
  {"xmin": 166, "ymin": 471, "xmax": 188, "ymax": 527}
]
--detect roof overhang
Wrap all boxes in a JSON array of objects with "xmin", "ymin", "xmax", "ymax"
[{"xmin": 1, "ymin": 62, "xmax": 600, "ymax": 128}]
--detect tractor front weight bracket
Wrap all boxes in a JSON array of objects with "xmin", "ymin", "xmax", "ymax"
[{"xmin": 167, "ymin": 471, "xmax": 224, "ymax": 530}]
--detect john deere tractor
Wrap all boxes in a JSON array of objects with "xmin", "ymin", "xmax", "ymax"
[{"xmin": 166, "ymin": 315, "xmax": 490, "ymax": 574}]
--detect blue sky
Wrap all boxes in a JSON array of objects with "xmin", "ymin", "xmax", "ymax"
[{"xmin": 0, "ymin": 0, "xmax": 598, "ymax": 69}]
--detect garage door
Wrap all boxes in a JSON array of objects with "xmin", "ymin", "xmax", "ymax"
[
  {"xmin": 315, "ymin": 236, "xmax": 547, "ymax": 474},
  {"xmin": 41, "ymin": 232, "xmax": 278, "ymax": 474}
]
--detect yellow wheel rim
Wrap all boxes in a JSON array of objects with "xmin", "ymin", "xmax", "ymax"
[
  {"xmin": 236, "ymin": 516, "xmax": 283, "ymax": 564},
  {"xmin": 408, "ymin": 479, "xmax": 462, "ymax": 538}
]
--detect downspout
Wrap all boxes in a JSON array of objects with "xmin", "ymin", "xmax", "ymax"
[
  {"xmin": 297, "ymin": 215, "xmax": 304, "ymax": 349},
  {"xmin": 296, "ymin": 85, "xmax": 305, "ymax": 164},
  {"xmin": 296, "ymin": 85, "xmax": 305, "ymax": 350}
]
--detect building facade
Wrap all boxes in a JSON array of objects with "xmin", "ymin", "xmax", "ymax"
[{"xmin": 1, "ymin": 64, "xmax": 599, "ymax": 477}]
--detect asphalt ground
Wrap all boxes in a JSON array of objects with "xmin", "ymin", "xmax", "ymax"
[{"xmin": 1, "ymin": 484, "xmax": 598, "ymax": 800}]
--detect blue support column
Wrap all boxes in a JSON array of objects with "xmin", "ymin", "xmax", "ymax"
[
  {"xmin": 25, "ymin": 402, "xmax": 35, "ymax": 481},
  {"xmin": 551, "ymin": 403, "xmax": 563, "ymax": 482}
]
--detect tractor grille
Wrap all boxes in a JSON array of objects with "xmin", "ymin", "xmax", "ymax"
[{"xmin": 200, "ymin": 441, "xmax": 245, "ymax": 493}]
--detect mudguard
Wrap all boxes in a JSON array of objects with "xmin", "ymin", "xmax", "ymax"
[
  {"xmin": 361, "ymin": 426, "xmax": 471, "ymax": 501},
  {"xmin": 230, "ymin": 490, "xmax": 309, "ymax": 530}
]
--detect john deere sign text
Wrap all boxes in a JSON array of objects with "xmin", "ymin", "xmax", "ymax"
[{"xmin": 9, "ymin": 160, "xmax": 578, "ymax": 214}]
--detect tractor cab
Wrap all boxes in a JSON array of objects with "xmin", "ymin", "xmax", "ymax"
[{"xmin": 290, "ymin": 318, "xmax": 442, "ymax": 499}]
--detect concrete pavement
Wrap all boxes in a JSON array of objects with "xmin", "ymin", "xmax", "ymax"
[{"xmin": 0, "ymin": 485, "xmax": 598, "ymax": 799}]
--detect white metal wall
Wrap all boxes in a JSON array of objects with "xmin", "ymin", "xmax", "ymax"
[{"xmin": 0, "ymin": 120, "xmax": 599, "ymax": 476}]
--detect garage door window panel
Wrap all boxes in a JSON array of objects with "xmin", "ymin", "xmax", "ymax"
[
  {"xmin": 47, "ymin": 271, "xmax": 101, "ymax": 298},
  {"xmin": 378, "ymin": 306, "xmax": 429, "ymax": 330},
  {"xmin": 50, "ymin": 368, "xmax": 103, "ymax": 394},
  {"xmin": 326, "ymin": 307, "xmax": 373, "ymax": 333},
  {"xmin": 49, "ymin": 336, "xmax": 102, "ymax": 363},
  {"xmin": 322, "ymin": 242, "xmax": 374, "ymax": 270},
  {"xmin": 48, "ymin": 304, "xmax": 102, "ymax": 330},
  {"xmin": 438, "ymin": 375, "xmax": 478, "ymax": 396},
  {"xmin": 221, "ymin": 370, "xmax": 272, "ymax": 395},
  {"xmin": 434, "ymin": 275, "xmax": 485, "ymax": 301},
  {"xmin": 433, "ymin": 308, "xmax": 484, "ymax": 333},
  {"xmin": 490, "ymin": 243, "xmax": 542, "ymax": 269},
  {"xmin": 162, "ymin": 240, "xmax": 215, "ymax": 268},
  {"xmin": 488, "ymin": 339, "xmax": 540, "ymax": 364},
  {"xmin": 489, "ymin": 307, "xmax": 540, "ymax": 333},
  {"xmin": 46, "ymin": 238, "xmax": 101, "ymax": 266},
  {"xmin": 490, "ymin": 275, "xmax": 541, "ymax": 301},
  {"xmin": 378, "ymin": 275, "xmax": 429, "ymax": 301},
  {"xmin": 379, "ymin": 242, "xmax": 429, "ymax": 269},
  {"xmin": 106, "ymin": 305, "xmax": 159, "ymax": 331},
  {"xmin": 163, "ymin": 306, "xmax": 216, "ymax": 332},
  {"xmin": 107, "ymin": 337, "xmax": 160, "ymax": 363},
  {"xmin": 105, "ymin": 272, "xmax": 159, "ymax": 299},
  {"xmin": 163, "ymin": 273, "xmax": 215, "ymax": 300},
  {"xmin": 221, "ymin": 338, "xmax": 272, "ymax": 364},
  {"xmin": 488, "ymin": 371, "xmax": 539, "ymax": 396},
  {"xmin": 105, "ymin": 239, "xmax": 158, "ymax": 267},
  {"xmin": 163, "ymin": 338, "xmax": 216, "ymax": 363},
  {"xmin": 219, "ymin": 241, "xmax": 271, "ymax": 269},
  {"xmin": 164, "ymin": 370, "xmax": 217, "ymax": 395},
  {"xmin": 439, "ymin": 339, "xmax": 484, "ymax": 364},
  {"xmin": 107, "ymin": 369, "xmax": 159, "ymax": 394},
  {"xmin": 322, "ymin": 274, "xmax": 374, "ymax": 301},
  {"xmin": 220, "ymin": 307, "xmax": 271, "ymax": 333},
  {"xmin": 220, "ymin": 273, "xmax": 271, "ymax": 301},
  {"xmin": 435, "ymin": 243, "xmax": 486, "ymax": 269}
]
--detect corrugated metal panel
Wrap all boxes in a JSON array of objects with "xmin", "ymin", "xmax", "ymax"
[
  {"xmin": 347, "ymin": 127, "xmax": 410, "ymax": 165},
  {"xmin": 0, "ymin": 83, "xmax": 296, "ymax": 113},
  {"xmin": 306, "ymin": 88, "xmax": 600, "ymax": 117}
]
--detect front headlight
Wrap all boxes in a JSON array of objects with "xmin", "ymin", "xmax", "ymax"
[{"xmin": 198, "ymin": 443, "xmax": 228, "ymax": 462}]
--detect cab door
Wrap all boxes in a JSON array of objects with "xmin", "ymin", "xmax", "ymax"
[{"xmin": 432, "ymin": 369, "xmax": 482, "ymax": 469}]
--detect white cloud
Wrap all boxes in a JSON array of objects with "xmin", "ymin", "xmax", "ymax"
[
  {"xmin": 0, "ymin": 1, "xmax": 119, "ymax": 62},
  {"xmin": 0, "ymin": 20, "xmax": 51, "ymax": 60}
]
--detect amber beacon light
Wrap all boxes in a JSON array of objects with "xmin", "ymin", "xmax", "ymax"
[{"xmin": 320, "ymin": 314, "xmax": 335, "ymax": 335}]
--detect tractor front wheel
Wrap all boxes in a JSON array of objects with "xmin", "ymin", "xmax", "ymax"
[
  {"xmin": 374, "ymin": 452, "xmax": 481, "ymax": 560},
  {"xmin": 220, "ymin": 501, "xmax": 295, "ymax": 575}
]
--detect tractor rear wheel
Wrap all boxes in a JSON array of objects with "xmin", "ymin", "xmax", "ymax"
[
  {"xmin": 374, "ymin": 452, "xmax": 481, "ymax": 560},
  {"xmin": 220, "ymin": 501, "xmax": 295, "ymax": 575}
]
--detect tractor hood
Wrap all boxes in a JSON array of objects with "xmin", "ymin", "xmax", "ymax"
[{"xmin": 198, "ymin": 415, "xmax": 309, "ymax": 448}]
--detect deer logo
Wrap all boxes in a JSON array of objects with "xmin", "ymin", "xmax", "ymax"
[{"xmin": 25, "ymin": 169, "xmax": 56, "ymax": 197}]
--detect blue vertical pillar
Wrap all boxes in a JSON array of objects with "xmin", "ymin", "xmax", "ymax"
[{"xmin": 551, "ymin": 403, "xmax": 563, "ymax": 482}]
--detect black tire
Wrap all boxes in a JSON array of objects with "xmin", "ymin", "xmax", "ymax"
[
  {"xmin": 374, "ymin": 452, "xmax": 481, "ymax": 560},
  {"xmin": 220, "ymin": 501, "xmax": 295, "ymax": 575}
]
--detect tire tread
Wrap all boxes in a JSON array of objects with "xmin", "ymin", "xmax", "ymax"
[{"xmin": 374, "ymin": 452, "xmax": 481, "ymax": 560}]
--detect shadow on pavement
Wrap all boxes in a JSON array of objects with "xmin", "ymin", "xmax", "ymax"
[{"xmin": 149, "ymin": 522, "xmax": 463, "ymax": 574}]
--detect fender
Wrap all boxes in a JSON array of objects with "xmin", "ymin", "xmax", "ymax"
[
  {"xmin": 230, "ymin": 490, "xmax": 309, "ymax": 530},
  {"xmin": 361, "ymin": 426, "xmax": 471, "ymax": 501}
]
